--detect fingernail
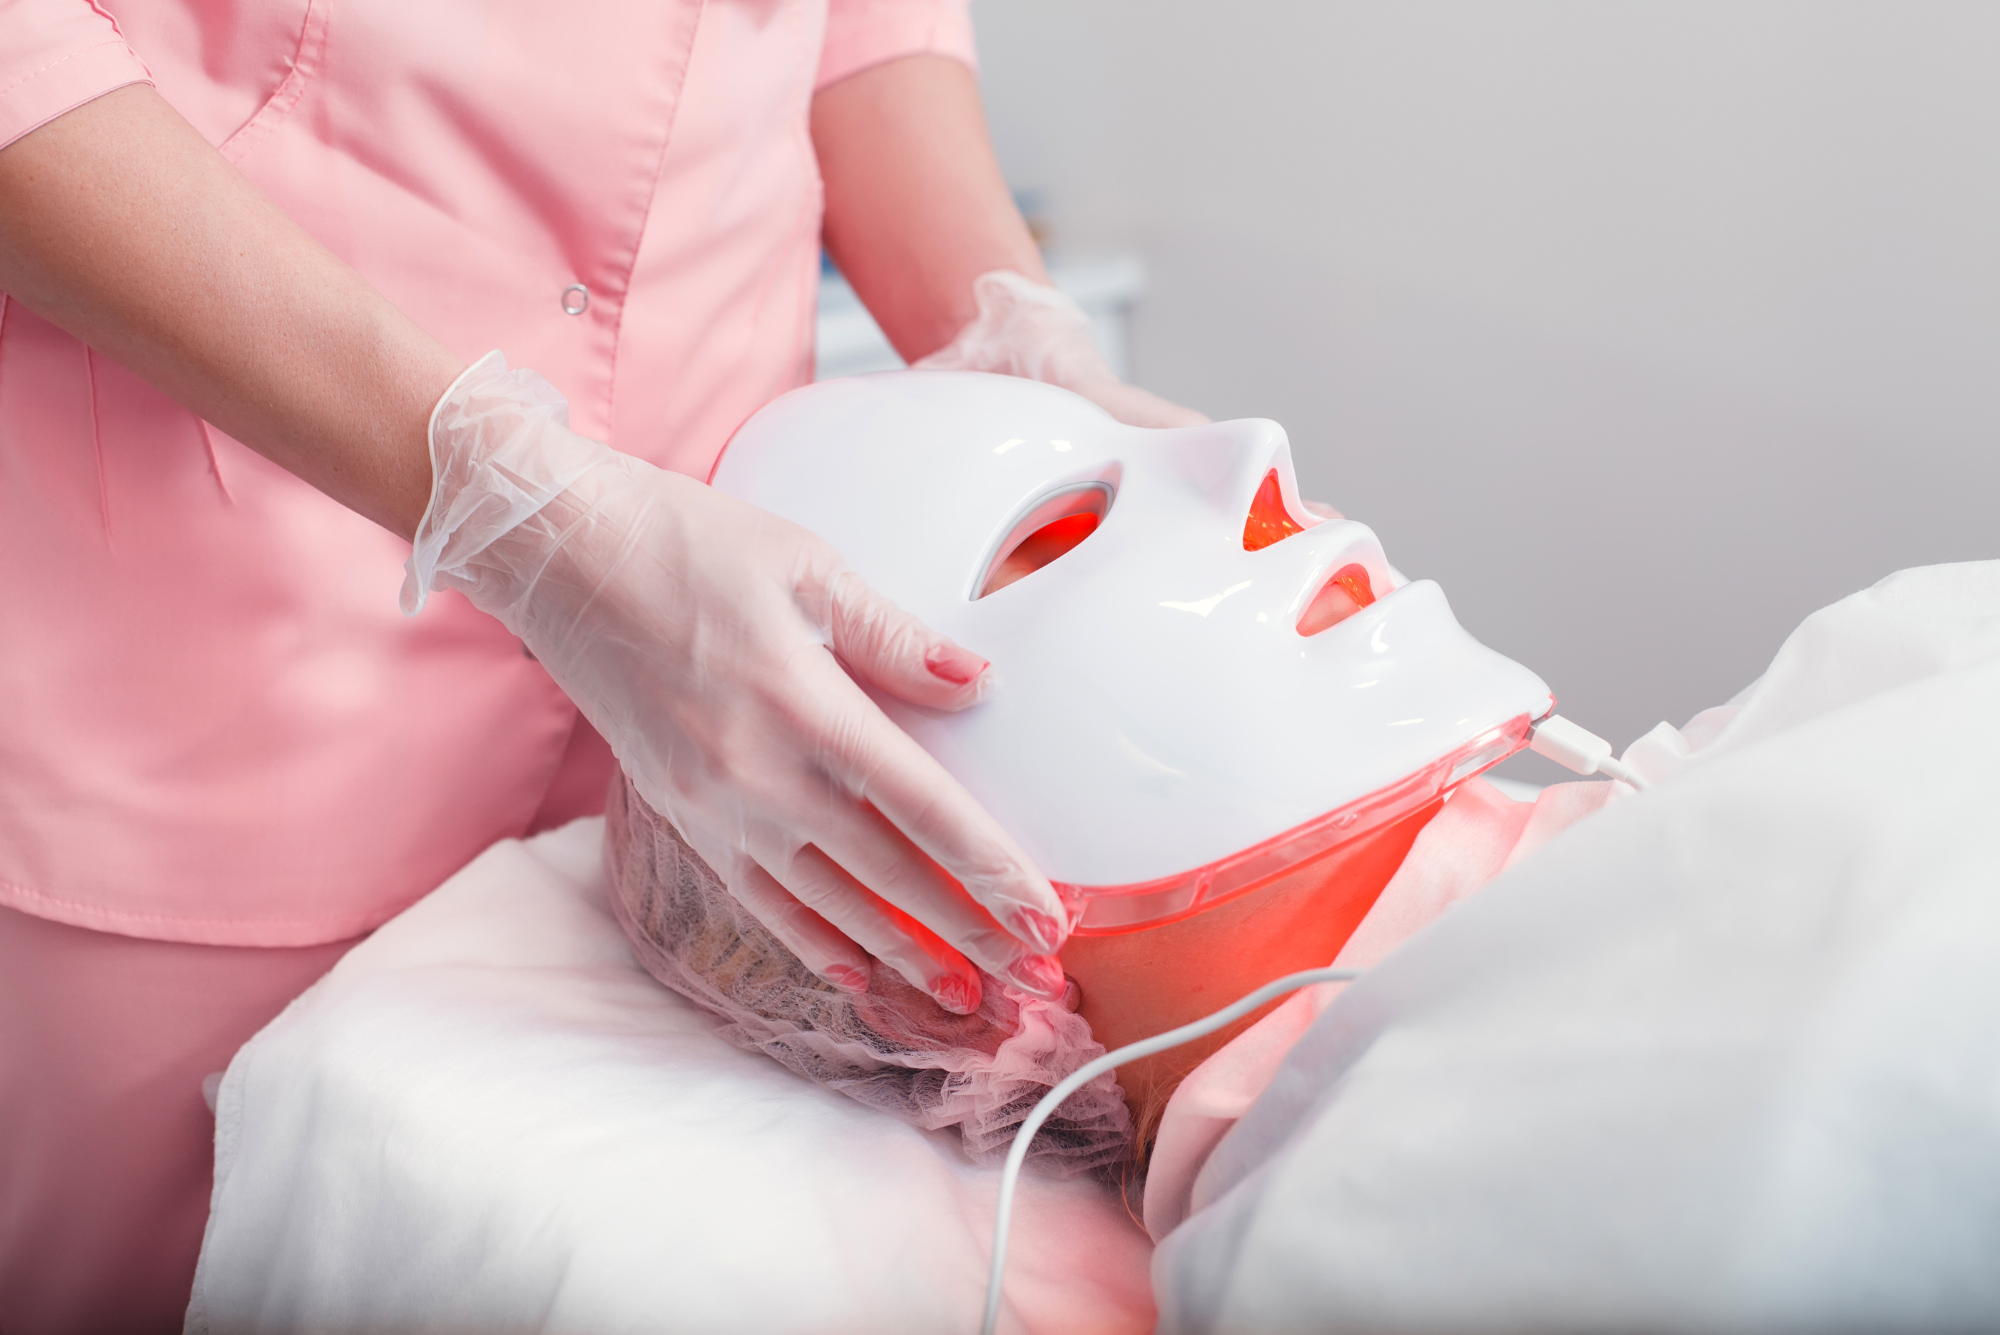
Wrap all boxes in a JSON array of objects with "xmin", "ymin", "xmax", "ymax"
[
  {"xmin": 824, "ymin": 964, "xmax": 869, "ymax": 994},
  {"xmin": 933, "ymin": 972, "xmax": 982, "ymax": 1015},
  {"xmin": 1005, "ymin": 954, "xmax": 1067, "ymax": 1001},
  {"xmin": 924, "ymin": 644, "xmax": 989, "ymax": 686},
  {"xmin": 1008, "ymin": 907, "xmax": 1065, "ymax": 956}
]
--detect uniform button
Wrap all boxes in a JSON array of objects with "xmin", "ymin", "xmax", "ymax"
[{"xmin": 561, "ymin": 283, "xmax": 590, "ymax": 316}]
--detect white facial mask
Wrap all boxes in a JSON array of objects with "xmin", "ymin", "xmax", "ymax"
[{"xmin": 711, "ymin": 372, "xmax": 1553, "ymax": 934}]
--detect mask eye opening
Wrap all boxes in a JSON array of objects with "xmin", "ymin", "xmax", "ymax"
[
  {"xmin": 1243, "ymin": 470, "xmax": 1309, "ymax": 551},
  {"xmin": 976, "ymin": 482, "xmax": 1114, "ymax": 598}
]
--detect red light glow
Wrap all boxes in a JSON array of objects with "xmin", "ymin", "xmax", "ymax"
[
  {"xmin": 1242, "ymin": 471, "xmax": 1306, "ymax": 551},
  {"xmin": 1297, "ymin": 563, "xmax": 1376, "ymax": 636},
  {"xmin": 979, "ymin": 511, "xmax": 1101, "ymax": 597}
]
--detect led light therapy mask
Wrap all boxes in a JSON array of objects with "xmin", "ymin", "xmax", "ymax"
[{"xmin": 711, "ymin": 372, "xmax": 1554, "ymax": 934}]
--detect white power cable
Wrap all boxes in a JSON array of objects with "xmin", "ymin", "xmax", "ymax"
[
  {"xmin": 980, "ymin": 965, "xmax": 1365, "ymax": 1335},
  {"xmin": 1527, "ymin": 714, "xmax": 1650, "ymax": 790}
]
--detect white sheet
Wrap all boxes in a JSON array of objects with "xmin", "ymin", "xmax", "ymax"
[
  {"xmin": 1155, "ymin": 562, "xmax": 2000, "ymax": 1333},
  {"xmin": 186, "ymin": 820, "xmax": 1153, "ymax": 1335}
]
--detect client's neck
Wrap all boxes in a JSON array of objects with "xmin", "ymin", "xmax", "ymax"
[{"xmin": 1058, "ymin": 798, "xmax": 1443, "ymax": 1135}]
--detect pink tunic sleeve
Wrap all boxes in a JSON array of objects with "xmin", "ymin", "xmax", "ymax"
[
  {"xmin": 816, "ymin": 0, "xmax": 976, "ymax": 90},
  {"xmin": 0, "ymin": 0, "xmax": 153, "ymax": 149}
]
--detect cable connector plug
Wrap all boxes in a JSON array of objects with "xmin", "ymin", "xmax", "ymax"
[{"xmin": 1528, "ymin": 714, "xmax": 1649, "ymax": 789}]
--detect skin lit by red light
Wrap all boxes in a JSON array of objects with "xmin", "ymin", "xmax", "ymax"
[
  {"xmin": 980, "ymin": 511, "xmax": 1101, "ymax": 596},
  {"xmin": 1297, "ymin": 563, "xmax": 1375, "ymax": 636}
]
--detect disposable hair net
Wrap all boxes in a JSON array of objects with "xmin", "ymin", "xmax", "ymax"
[{"xmin": 605, "ymin": 774, "xmax": 1134, "ymax": 1177}]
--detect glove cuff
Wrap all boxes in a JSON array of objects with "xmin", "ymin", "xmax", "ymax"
[{"xmin": 400, "ymin": 351, "xmax": 612, "ymax": 615}]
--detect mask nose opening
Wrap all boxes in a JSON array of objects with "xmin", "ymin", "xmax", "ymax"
[
  {"xmin": 1243, "ymin": 470, "xmax": 1311, "ymax": 551},
  {"xmin": 976, "ymin": 481, "xmax": 1114, "ymax": 598},
  {"xmin": 1297, "ymin": 563, "xmax": 1376, "ymax": 635}
]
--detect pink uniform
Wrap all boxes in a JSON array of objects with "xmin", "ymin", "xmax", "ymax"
[
  {"xmin": 0, "ymin": 0, "xmax": 975, "ymax": 945},
  {"xmin": 0, "ymin": 2, "xmax": 974, "ymax": 1328}
]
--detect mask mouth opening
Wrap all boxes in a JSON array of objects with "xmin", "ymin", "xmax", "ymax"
[
  {"xmin": 976, "ymin": 480, "xmax": 1115, "ymax": 598},
  {"xmin": 1297, "ymin": 564, "xmax": 1377, "ymax": 636}
]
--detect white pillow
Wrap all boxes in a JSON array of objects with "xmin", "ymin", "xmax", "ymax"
[{"xmin": 188, "ymin": 820, "xmax": 1153, "ymax": 1335}]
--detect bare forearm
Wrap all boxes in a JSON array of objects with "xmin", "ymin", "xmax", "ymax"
[
  {"xmin": 812, "ymin": 55, "xmax": 1045, "ymax": 363},
  {"xmin": 0, "ymin": 85, "xmax": 460, "ymax": 539}
]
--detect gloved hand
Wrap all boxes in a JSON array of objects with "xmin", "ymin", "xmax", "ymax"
[
  {"xmin": 914, "ymin": 271, "xmax": 1357, "ymax": 523},
  {"xmin": 915, "ymin": 269, "xmax": 1207, "ymax": 428},
  {"xmin": 402, "ymin": 353, "xmax": 1069, "ymax": 1015}
]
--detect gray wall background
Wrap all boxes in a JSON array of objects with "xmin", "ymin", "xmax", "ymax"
[{"xmin": 972, "ymin": 2, "xmax": 1998, "ymax": 780}]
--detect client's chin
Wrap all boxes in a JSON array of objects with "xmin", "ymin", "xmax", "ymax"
[{"xmin": 1059, "ymin": 798, "xmax": 1443, "ymax": 1141}]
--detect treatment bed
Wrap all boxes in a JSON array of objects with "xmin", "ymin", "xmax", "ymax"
[
  {"xmin": 189, "ymin": 563, "xmax": 2000, "ymax": 1334},
  {"xmin": 185, "ymin": 815, "xmax": 1153, "ymax": 1335}
]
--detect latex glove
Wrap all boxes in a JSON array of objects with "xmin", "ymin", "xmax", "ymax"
[
  {"xmin": 915, "ymin": 269, "xmax": 1207, "ymax": 428},
  {"xmin": 402, "ymin": 353, "xmax": 1068, "ymax": 1014}
]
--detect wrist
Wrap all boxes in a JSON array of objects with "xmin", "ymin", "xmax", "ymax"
[{"xmin": 400, "ymin": 352, "xmax": 617, "ymax": 616}]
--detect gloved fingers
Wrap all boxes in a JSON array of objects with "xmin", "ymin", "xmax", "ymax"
[
  {"xmin": 778, "ymin": 843, "xmax": 986, "ymax": 1015},
  {"xmin": 1075, "ymin": 378, "xmax": 1210, "ymax": 429},
  {"xmin": 752, "ymin": 644, "xmax": 1071, "ymax": 966},
  {"xmin": 718, "ymin": 855, "xmax": 874, "ymax": 995},
  {"xmin": 915, "ymin": 269, "xmax": 1207, "ymax": 429},
  {"xmin": 825, "ymin": 569, "xmax": 991, "ymax": 712},
  {"xmin": 676, "ymin": 786, "xmax": 1040, "ymax": 1011},
  {"xmin": 797, "ymin": 654, "xmax": 1070, "ymax": 957},
  {"xmin": 763, "ymin": 743, "xmax": 1068, "ymax": 996}
]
